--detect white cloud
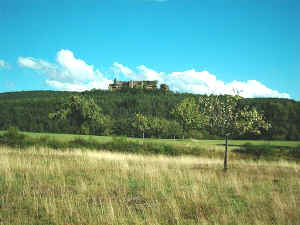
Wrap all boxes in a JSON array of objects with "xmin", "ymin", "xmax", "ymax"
[
  {"xmin": 18, "ymin": 50, "xmax": 112, "ymax": 91},
  {"xmin": 136, "ymin": 65, "xmax": 165, "ymax": 82},
  {"xmin": 111, "ymin": 62, "xmax": 136, "ymax": 79},
  {"xmin": 112, "ymin": 63, "xmax": 291, "ymax": 98},
  {"xmin": 45, "ymin": 80, "xmax": 109, "ymax": 92},
  {"xmin": 56, "ymin": 50, "xmax": 97, "ymax": 83},
  {"xmin": 111, "ymin": 62, "xmax": 164, "ymax": 82},
  {"xmin": 17, "ymin": 50, "xmax": 291, "ymax": 98},
  {"xmin": 18, "ymin": 57, "xmax": 53, "ymax": 71},
  {"xmin": 165, "ymin": 69, "xmax": 226, "ymax": 94},
  {"xmin": 226, "ymin": 80, "xmax": 290, "ymax": 98},
  {"xmin": 0, "ymin": 60, "xmax": 10, "ymax": 69}
]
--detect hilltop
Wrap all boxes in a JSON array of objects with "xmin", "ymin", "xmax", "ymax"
[{"xmin": 0, "ymin": 89, "xmax": 299, "ymax": 140}]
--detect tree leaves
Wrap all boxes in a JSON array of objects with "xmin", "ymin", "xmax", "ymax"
[
  {"xmin": 198, "ymin": 95, "xmax": 271, "ymax": 137},
  {"xmin": 49, "ymin": 95, "xmax": 105, "ymax": 135},
  {"xmin": 132, "ymin": 113, "xmax": 150, "ymax": 138},
  {"xmin": 171, "ymin": 98, "xmax": 205, "ymax": 138}
]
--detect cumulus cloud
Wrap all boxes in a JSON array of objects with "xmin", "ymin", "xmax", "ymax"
[
  {"xmin": 111, "ymin": 63, "xmax": 291, "ymax": 98},
  {"xmin": 45, "ymin": 80, "xmax": 109, "ymax": 92},
  {"xmin": 17, "ymin": 50, "xmax": 290, "ymax": 98},
  {"xmin": 18, "ymin": 57, "xmax": 54, "ymax": 71},
  {"xmin": 0, "ymin": 60, "xmax": 10, "ymax": 69},
  {"xmin": 111, "ymin": 62, "xmax": 164, "ymax": 82},
  {"xmin": 18, "ymin": 50, "xmax": 112, "ymax": 91},
  {"xmin": 226, "ymin": 80, "xmax": 290, "ymax": 98}
]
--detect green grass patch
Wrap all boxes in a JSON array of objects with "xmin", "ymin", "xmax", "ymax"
[
  {"xmin": 0, "ymin": 129, "xmax": 300, "ymax": 161},
  {"xmin": 0, "ymin": 130, "xmax": 221, "ymax": 158},
  {"xmin": 2, "ymin": 130, "xmax": 300, "ymax": 148}
]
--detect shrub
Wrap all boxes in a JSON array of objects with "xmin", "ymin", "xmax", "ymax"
[
  {"xmin": 104, "ymin": 137, "xmax": 141, "ymax": 154},
  {"xmin": 4, "ymin": 126, "xmax": 25, "ymax": 139},
  {"xmin": 69, "ymin": 138, "xmax": 102, "ymax": 149},
  {"xmin": 235, "ymin": 143, "xmax": 275, "ymax": 160},
  {"xmin": 0, "ymin": 126, "xmax": 27, "ymax": 148},
  {"xmin": 288, "ymin": 145, "xmax": 300, "ymax": 159}
]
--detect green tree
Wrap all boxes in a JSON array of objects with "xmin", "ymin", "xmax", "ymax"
[
  {"xmin": 132, "ymin": 113, "xmax": 149, "ymax": 139},
  {"xmin": 165, "ymin": 120, "xmax": 182, "ymax": 139},
  {"xmin": 160, "ymin": 83, "xmax": 169, "ymax": 92},
  {"xmin": 148, "ymin": 117, "xmax": 163, "ymax": 138},
  {"xmin": 198, "ymin": 95, "xmax": 271, "ymax": 170},
  {"xmin": 49, "ymin": 95, "xmax": 104, "ymax": 135},
  {"xmin": 171, "ymin": 98, "xmax": 204, "ymax": 139},
  {"xmin": 1, "ymin": 89, "xmax": 298, "ymax": 140}
]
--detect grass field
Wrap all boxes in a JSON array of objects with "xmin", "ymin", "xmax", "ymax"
[
  {"xmin": 1, "ymin": 130, "xmax": 299, "ymax": 150},
  {"xmin": 0, "ymin": 146, "xmax": 299, "ymax": 225}
]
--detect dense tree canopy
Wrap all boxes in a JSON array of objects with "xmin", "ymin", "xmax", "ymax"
[
  {"xmin": 0, "ymin": 89, "xmax": 299, "ymax": 140},
  {"xmin": 49, "ymin": 95, "xmax": 105, "ymax": 135},
  {"xmin": 132, "ymin": 113, "xmax": 149, "ymax": 139},
  {"xmin": 171, "ymin": 98, "xmax": 204, "ymax": 139}
]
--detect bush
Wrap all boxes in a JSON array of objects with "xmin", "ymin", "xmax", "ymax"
[
  {"xmin": 104, "ymin": 137, "xmax": 142, "ymax": 154},
  {"xmin": 4, "ymin": 126, "xmax": 25, "ymax": 139},
  {"xmin": 185, "ymin": 130, "xmax": 205, "ymax": 139},
  {"xmin": 69, "ymin": 138, "xmax": 102, "ymax": 149},
  {"xmin": 235, "ymin": 143, "xmax": 275, "ymax": 160},
  {"xmin": 288, "ymin": 145, "xmax": 300, "ymax": 159},
  {"xmin": 0, "ymin": 126, "xmax": 27, "ymax": 148}
]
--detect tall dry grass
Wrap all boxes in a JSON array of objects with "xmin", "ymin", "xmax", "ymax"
[{"xmin": 0, "ymin": 146, "xmax": 299, "ymax": 225}]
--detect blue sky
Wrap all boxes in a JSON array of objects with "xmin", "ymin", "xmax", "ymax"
[{"xmin": 0, "ymin": 0, "xmax": 299, "ymax": 99}]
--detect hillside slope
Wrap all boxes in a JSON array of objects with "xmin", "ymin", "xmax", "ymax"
[{"xmin": 0, "ymin": 89, "xmax": 299, "ymax": 140}]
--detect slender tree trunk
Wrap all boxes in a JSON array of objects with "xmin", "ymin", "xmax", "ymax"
[
  {"xmin": 143, "ymin": 131, "xmax": 145, "ymax": 139},
  {"xmin": 224, "ymin": 135, "xmax": 228, "ymax": 171}
]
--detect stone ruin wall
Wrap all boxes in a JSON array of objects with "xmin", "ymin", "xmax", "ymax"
[{"xmin": 109, "ymin": 79, "xmax": 158, "ymax": 90}]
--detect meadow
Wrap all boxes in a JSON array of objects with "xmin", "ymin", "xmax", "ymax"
[
  {"xmin": 1, "ymin": 130, "xmax": 300, "ymax": 150},
  {"xmin": 0, "ymin": 146, "xmax": 299, "ymax": 225},
  {"xmin": 1, "ymin": 129, "xmax": 300, "ymax": 162},
  {"xmin": 0, "ymin": 130, "xmax": 299, "ymax": 224}
]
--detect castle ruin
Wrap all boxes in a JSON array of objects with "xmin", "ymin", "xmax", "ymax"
[{"xmin": 109, "ymin": 79, "xmax": 158, "ymax": 90}]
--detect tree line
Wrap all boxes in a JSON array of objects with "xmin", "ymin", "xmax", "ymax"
[{"xmin": 0, "ymin": 89, "xmax": 299, "ymax": 140}]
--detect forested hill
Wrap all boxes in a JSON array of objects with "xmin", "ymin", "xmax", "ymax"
[{"xmin": 0, "ymin": 89, "xmax": 299, "ymax": 140}]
